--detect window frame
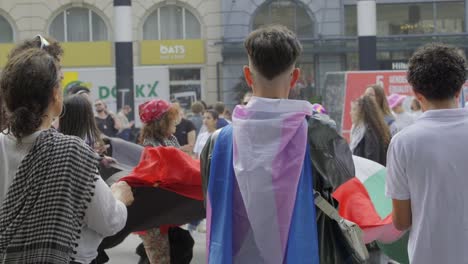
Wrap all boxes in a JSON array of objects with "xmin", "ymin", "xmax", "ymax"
[
  {"xmin": 251, "ymin": 0, "xmax": 316, "ymax": 38},
  {"xmin": 143, "ymin": 5, "xmax": 202, "ymax": 40},
  {"xmin": 49, "ymin": 7, "xmax": 109, "ymax": 42},
  {"xmin": 0, "ymin": 13, "xmax": 15, "ymax": 43}
]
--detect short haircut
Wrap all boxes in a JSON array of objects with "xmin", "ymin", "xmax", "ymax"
[
  {"xmin": 407, "ymin": 43, "xmax": 466, "ymax": 100},
  {"xmin": 214, "ymin": 102, "xmax": 225, "ymax": 114},
  {"xmin": 205, "ymin": 110, "xmax": 219, "ymax": 120},
  {"xmin": 9, "ymin": 36, "xmax": 63, "ymax": 62},
  {"xmin": 191, "ymin": 101, "xmax": 204, "ymax": 114},
  {"xmin": 244, "ymin": 25, "xmax": 302, "ymax": 80}
]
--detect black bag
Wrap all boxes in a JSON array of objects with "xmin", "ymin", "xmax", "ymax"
[{"xmin": 168, "ymin": 227, "xmax": 195, "ymax": 264}]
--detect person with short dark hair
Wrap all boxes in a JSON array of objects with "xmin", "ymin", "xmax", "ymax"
[
  {"xmin": 0, "ymin": 48, "xmax": 132, "ymax": 263},
  {"xmin": 95, "ymin": 99, "xmax": 121, "ymax": 137},
  {"xmin": 213, "ymin": 101, "xmax": 230, "ymax": 128},
  {"xmin": 193, "ymin": 110, "xmax": 219, "ymax": 159},
  {"xmin": 202, "ymin": 25, "xmax": 355, "ymax": 263},
  {"xmin": 173, "ymin": 103, "xmax": 196, "ymax": 155},
  {"xmin": 386, "ymin": 43, "xmax": 468, "ymax": 264}
]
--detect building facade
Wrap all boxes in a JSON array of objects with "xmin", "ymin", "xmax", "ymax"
[
  {"xmin": 220, "ymin": 0, "xmax": 468, "ymax": 107},
  {"xmin": 1, "ymin": 0, "xmax": 468, "ymax": 109},
  {"xmin": 0, "ymin": 0, "xmax": 223, "ymax": 109}
]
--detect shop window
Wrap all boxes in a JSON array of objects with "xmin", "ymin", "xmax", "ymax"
[
  {"xmin": 344, "ymin": 5, "xmax": 357, "ymax": 36},
  {"xmin": 169, "ymin": 68, "xmax": 202, "ymax": 109},
  {"xmin": 345, "ymin": 2, "xmax": 465, "ymax": 36},
  {"xmin": 378, "ymin": 3, "xmax": 434, "ymax": 35},
  {"xmin": 252, "ymin": 0, "xmax": 314, "ymax": 38},
  {"xmin": 49, "ymin": 7, "xmax": 108, "ymax": 42},
  {"xmin": 0, "ymin": 16, "xmax": 13, "ymax": 43},
  {"xmin": 435, "ymin": 2, "xmax": 464, "ymax": 33},
  {"xmin": 143, "ymin": 6, "xmax": 201, "ymax": 40}
]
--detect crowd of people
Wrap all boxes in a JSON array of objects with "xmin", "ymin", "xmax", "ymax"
[{"xmin": 1, "ymin": 25, "xmax": 468, "ymax": 264}]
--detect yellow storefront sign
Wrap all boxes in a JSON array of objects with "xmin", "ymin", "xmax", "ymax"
[
  {"xmin": 141, "ymin": 40, "xmax": 205, "ymax": 65},
  {"xmin": 0, "ymin": 42, "xmax": 112, "ymax": 68}
]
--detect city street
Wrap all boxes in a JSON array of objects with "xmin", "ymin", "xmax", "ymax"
[{"xmin": 106, "ymin": 230, "xmax": 206, "ymax": 264}]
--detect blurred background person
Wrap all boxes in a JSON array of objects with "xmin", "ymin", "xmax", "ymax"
[
  {"xmin": 388, "ymin": 93, "xmax": 415, "ymax": 131},
  {"xmin": 350, "ymin": 95, "xmax": 391, "ymax": 166},
  {"xmin": 365, "ymin": 84, "xmax": 398, "ymax": 135},
  {"xmin": 116, "ymin": 105, "xmax": 135, "ymax": 141},
  {"xmin": 173, "ymin": 102, "xmax": 196, "ymax": 155},
  {"xmin": 214, "ymin": 101, "xmax": 230, "ymax": 129},
  {"xmin": 95, "ymin": 99, "xmax": 121, "ymax": 138},
  {"xmin": 410, "ymin": 97, "xmax": 423, "ymax": 119},
  {"xmin": 193, "ymin": 110, "xmax": 218, "ymax": 159},
  {"xmin": 188, "ymin": 101, "xmax": 205, "ymax": 136}
]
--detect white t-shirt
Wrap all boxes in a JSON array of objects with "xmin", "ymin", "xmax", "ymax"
[
  {"xmin": 193, "ymin": 131, "xmax": 213, "ymax": 159},
  {"xmin": 0, "ymin": 131, "xmax": 127, "ymax": 263},
  {"xmin": 394, "ymin": 111, "xmax": 415, "ymax": 131},
  {"xmin": 386, "ymin": 108, "xmax": 468, "ymax": 264}
]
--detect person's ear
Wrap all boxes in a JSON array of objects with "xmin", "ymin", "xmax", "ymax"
[
  {"xmin": 243, "ymin": 66, "xmax": 253, "ymax": 87},
  {"xmin": 290, "ymin": 68, "xmax": 301, "ymax": 89}
]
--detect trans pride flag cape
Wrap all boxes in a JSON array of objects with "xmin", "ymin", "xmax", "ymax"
[{"xmin": 207, "ymin": 97, "xmax": 320, "ymax": 264}]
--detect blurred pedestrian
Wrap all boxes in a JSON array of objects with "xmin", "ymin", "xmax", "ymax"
[
  {"xmin": 214, "ymin": 101, "xmax": 230, "ymax": 128},
  {"xmin": 0, "ymin": 48, "xmax": 132, "ymax": 264},
  {"xmin": 410, "ymin": 98, "xmax": 423, "ymax": 118},
  {"xmin": 387, "ymin": 43, "xmax": 468, "ymax": 264},
  {"xmin": 188, "ymin": 101, "xmax": 205, "ymax": 135},
  {"xmin": 365, "ymin": 84, "xmax": 398, "ymax": 135},
  {"xmin": 350, "ymin": 95, "xmax": 391, "ymax": 166},
  {"xmin": 388, "ymin": 93, "xmax": 415, "ymax": 131},
  {"xmin": 116, "ymin": 105, "xmax": 135, "ymax": 141},
  {"xmin": 173, "ymin": 103, "xmax": 196, "ymax": 155},
  {"xmin": 193, "ymin": 110, "xmax": 218, "ymax": 159},
  {"xmin": 95, "ymin": 99, "xmax": 121, "ymax": 137}
]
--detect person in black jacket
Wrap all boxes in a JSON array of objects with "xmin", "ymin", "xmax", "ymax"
[{"xmin": 349, "ymin": 95, "xmax": 391, "ymax": 166}]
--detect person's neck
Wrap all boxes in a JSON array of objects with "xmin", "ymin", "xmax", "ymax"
[
  {"xmin": 97, "ymin": 111, "xmax": 107, "ymax": 118},
  {"xmin": 208, "ymin": 127, "xmax": 216, "ymax": 133},
  {"xmin": 38, "ymin": 115, "xmax": 54, "ymax": 131},
  {"xmin": 423, "ymin": 98, "xmax": 459, "ymax": 111},
  {"xmin": 252, "ymin": 86, "xmax": 289, "ymax": 99}
]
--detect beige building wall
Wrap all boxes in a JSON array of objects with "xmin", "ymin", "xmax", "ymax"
[{"xmin": 0, "ymin": 0, "xmax": 223, "ymax": 105}]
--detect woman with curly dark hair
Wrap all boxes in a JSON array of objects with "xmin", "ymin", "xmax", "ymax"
[{"xmin": 349, "ymin": 95, "xmax": 391, "ymax": 166}]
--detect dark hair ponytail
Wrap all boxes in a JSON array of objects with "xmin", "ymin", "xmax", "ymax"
[{"xmin": 0, "ymin": 48, "xmax": 59, "ymax": 139}]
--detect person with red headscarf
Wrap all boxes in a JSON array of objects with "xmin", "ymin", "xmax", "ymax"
[{"xmin": 137, "ymin": 99, "xmax": 181, "ymax": 264}]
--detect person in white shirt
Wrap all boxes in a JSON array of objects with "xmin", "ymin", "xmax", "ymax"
[
  {"xmin": 193, "ymin": 110, "xmax": 219, "ymax": 159},
  {"xmin": 0, "ymin": 46, "xmax": 133, "ymax": 264},
  {"xmin": 386, "ymin": 43, "xmax": 468, "ymax": 264}
]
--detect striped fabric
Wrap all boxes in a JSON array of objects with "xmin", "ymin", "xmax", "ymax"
[
  {"xmin": 0, "ymin": 129, "xmax": 98, "ymax": 263},
  {"xmin": 207, "ymin": 97, "xmax": 320, "ymax": 264}
]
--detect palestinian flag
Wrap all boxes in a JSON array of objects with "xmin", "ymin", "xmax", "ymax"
[{"xmin": 333, "ymin": 155, "xmax": 409, "ymax": 263}]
